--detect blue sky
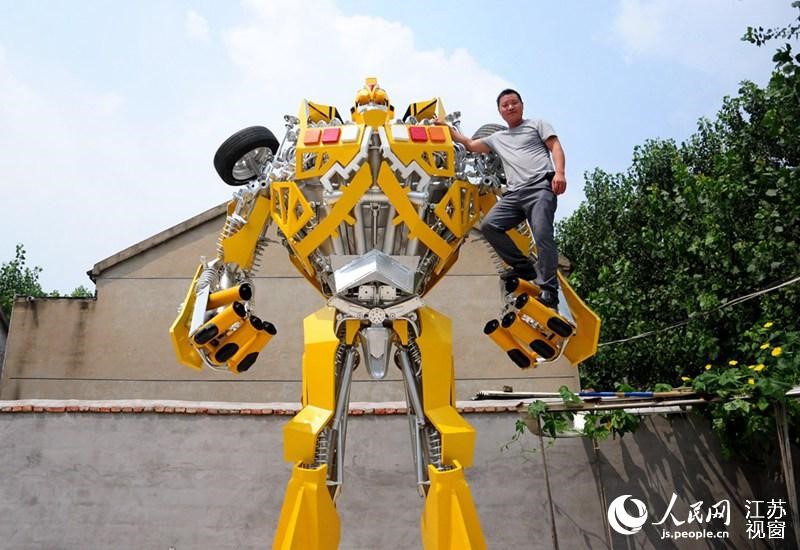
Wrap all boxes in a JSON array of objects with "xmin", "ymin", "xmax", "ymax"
[{"xmin": 0, "ymin": 0, "xmax": 796, "ymax": 293}]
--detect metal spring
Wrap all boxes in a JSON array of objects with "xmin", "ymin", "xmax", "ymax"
[
  {"xmin": 216, "ymin": 215, "xmax": 244, "ymax": 258},
  {"xmin": 426, "ymin": 427, "xmax": 443, "ymax": 469},
  {"xmin": 196, "ymin": 264, "xmax": 220, "ymax": 292},
  {"xmin": 247, "ymin": 237, "xmax": 268, "ymax": 276},
  {"xmin": 408, "ymin": 340, "xmax": 422, "ymax": 374},
  {"xmin": 334, "ymin": 343, "xmax": 347, "ymax": 375},
  {"xmin": 313, "ymin": 429, "xmax": 330, "ymax": 468}
]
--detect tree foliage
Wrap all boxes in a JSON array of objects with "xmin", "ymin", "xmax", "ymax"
[
  {"xmin": 743, "ymin": 1, "xmax": 800, "ymax": 46},
  {"xmin": 0, "ymin": 244, "xmax": 95, "ymax": 318},
  {"xmin": 0, "ymin": 244, "xmax": 46, "ymax": 318},
  {"xmin": 69, "ymin": 285, "xmax": 94, "ymax": 298},
  {"xmin": 558, "ymin": 6, "xmax": 800, "ymax": 390},
  {"xmin": 690, "ymin": 322, "xmax": 799, "ymax": 461}
]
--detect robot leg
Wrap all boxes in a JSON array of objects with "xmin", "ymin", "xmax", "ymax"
[
  {"xmin": 397, "ymin": 307, "xmax": 487, "ymax": 550},
  {"xmin": 274, "ymin": 307, "xmax": 355, "ymax": 550}
]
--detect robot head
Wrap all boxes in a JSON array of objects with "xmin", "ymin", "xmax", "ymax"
[{"xmin": 351, "ymin": 77, "xmax": 394, "ymax": 126}]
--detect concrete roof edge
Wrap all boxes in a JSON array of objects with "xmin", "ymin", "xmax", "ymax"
[{"xmin": 88, "ymin": 202, "xmax": 228, "ymax": 281}]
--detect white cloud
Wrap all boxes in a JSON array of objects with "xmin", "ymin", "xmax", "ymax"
[
  {"xmin": 0, "ymin": 47, "xmax": 153, "ymax": 292},
  {"xmin": 186, "ymin": 10, "xmax": 210, "ymax": 41},
  {"xmin": 222, "ymin": 0, "xmax": 509, "ymax": 133},
  {"xmin": 0, "ymin": 3, "xmax": 511, "ymax": 292},
  {"xmin": 611, "ymin": 0, "xmax": 796, "ymax": 78}
]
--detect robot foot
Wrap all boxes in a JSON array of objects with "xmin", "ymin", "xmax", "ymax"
[
  {"xmin": 273, "ymin": 464, "xmax": 340, "ymax": 550},
  {"xmin": 421, "ymin": 462, "xmax": 486, "ymax": 550}
]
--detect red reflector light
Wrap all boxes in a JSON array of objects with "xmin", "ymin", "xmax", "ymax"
[
  {"xmin": 321, "ymin": 127, "xmax": 341, "ymax": 144},
  {"xmin": 303, "ymin": 128, "xmax": 321, "ymax": 145},
  {"xmin": 428, "ymin": 126, "xmax": 447, "ymax": 143},
  {"xmin": 409, "ymin": 126, "xmax": 428, "ymax": 142}
]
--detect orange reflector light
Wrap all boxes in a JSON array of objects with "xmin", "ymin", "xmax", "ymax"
[
  {"xmin": 303, "ymin": 128, "xmax": 321, "ymax": 145},
  {"xmin": 321, "ymin": 127, "xmax": 341, "ymax": 144},
  {"xmin": 409, "ymin": 126, "xmax": 428, "ymax": 142},
  {"xmin": 428, "ymin": 126, "xmax": 447, "ymax": 143}
]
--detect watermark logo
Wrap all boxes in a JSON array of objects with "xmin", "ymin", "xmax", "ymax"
[
  {"xmin": 606, "ymin": 493, "xmax": 786, "ymax": 541},
  {"xmin": 607, "ymin": 495, "xmax": 648, "ymax": 535},
  {"xmin": 746, "ymin": 499, "xmax": 787, "ymax": 540}
]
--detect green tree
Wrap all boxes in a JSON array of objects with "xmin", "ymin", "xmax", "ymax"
[
  {"xmin": 558, "ymin": 5, "xmax": 800, "ymax": 389},
  {"xmin": 70, "ymin": 285, "xmax": 94, "ymax": 298},
  {"xmin": 0, "ymin": 244, "xmax": 46, "ymax": 317},
  {"xmin": 0, "ymin": 245, "xmax": 95, "ymax": 318}
]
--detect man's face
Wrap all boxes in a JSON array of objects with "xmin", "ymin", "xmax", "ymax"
[{"xmin": 498, "ymin": 93, "xmax": 524, "ymax": 127}]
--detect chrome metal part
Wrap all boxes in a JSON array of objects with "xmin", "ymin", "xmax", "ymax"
[
  {"xmin": 232, "ymin": 147, "xmax": 272, "ymax": 182},
  {"xmin": 354, "ymin": 203, "xmax": 366, "ymax": 255},
  {"xmin": 367, "ymin": 308, "xmax": 387, "ymax": 325},
  {"xmin": 368, "ymin": 132, "xmax": 381, "ymax": 184},
  {"xmin": 190, "ymin": 284, "xmax": 211, "ymax": 335},
  {"xmin": 370, "ymin": 203, "xmax": 380, "ymax": 249},
  {"xmin": 220, "ymin": 265, "xmax": 237, "ymax": 290},
  {"xmin": 398, "ymin": 348, "xmax": 426, "ymax": 427},
  {"xmin": 413, "ymin": 415, "xmax": 427, "ymax": 494},
  {"xmin": 332, "ymin": 249, "xmax": 415, "ymax": 295},
  {"xmin": 384, "ymin": 296, "xmax": 424, "ymax": 320},
  {"xmin": 195, "ymin": 259, "xmax": 221, "ymax": 292},
  {"xmin": 328, "ymin": 297, "xmax": 370, "ymax": 319},
  {"xmin": 361, "ymin": 326, "xmax": 392, "ymax": 379},
  {"xmin": 328, "ymin": 346, "xmax": 357, "ymax": 495},
  {"xmin": 382, "ymin": 204, "xmax": 397, "ymax": 254},
  {"xmin": 399, "ymin": 345, "xmax": 430, "ymax": 492}
]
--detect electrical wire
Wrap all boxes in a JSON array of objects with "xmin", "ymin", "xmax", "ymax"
[{"xmin": 598, "ymin": 274, "xmax": 800, "ymax": 347}]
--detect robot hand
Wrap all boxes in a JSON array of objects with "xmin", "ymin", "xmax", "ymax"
[
  {"xmin": 191, "ymin": 281, "xmax": 276, "ymax": 373},
  {"xmin": 171, "ymin": 265, "xmax": 276, "ymax": 374}
]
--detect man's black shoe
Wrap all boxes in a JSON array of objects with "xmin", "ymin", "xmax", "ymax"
[{"xmin": 536, "ymin": 290, "xmax": 559, "ymax": 310}]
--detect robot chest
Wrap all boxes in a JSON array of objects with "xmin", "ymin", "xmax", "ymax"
[{"xmin": 269, "ymin": 124, "xmax": 481, "ymax": 300}]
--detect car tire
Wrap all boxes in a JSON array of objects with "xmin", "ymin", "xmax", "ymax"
[
  {"xmin": 471, "ymin": 123, "xmax": 506, "ymax": 139},
  {"xmin": 213, "ymin": 126, "xmax": 279, "ymax": 186}
]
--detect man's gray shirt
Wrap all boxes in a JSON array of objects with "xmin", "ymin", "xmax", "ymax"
[{"xmin": 483, "ymin": 118, "xmax": 556, "ymax": 192}]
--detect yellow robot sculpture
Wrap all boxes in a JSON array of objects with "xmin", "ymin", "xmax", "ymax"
[{"xmin": 170, "ymin": 78, "xmax": 600, "ymax": 550}]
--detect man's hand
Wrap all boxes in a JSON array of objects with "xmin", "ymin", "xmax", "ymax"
[
  {"xmin": 434, "ymin": 116, "xmax": 456, "ymax": 140},
  {"xmin": 434, "ymin": 117, "xmax": 491, "ymax": 153},
  {"xmin": 552, "ymin": 172, "xmax": 567, "ymax": 195},
  {"xmin": 545, "ymin": 136, "xmax": 567, "ymax": 195}
]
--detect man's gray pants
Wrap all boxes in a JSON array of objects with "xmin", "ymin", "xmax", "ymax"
[{"xmin": 481, "ymin": 185, "xmax": 559, "ymax": 293}]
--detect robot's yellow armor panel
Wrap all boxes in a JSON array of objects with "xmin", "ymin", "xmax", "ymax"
[{"xmin": 169, "ymin": 78, "xmax": 599, "ymax": 549}]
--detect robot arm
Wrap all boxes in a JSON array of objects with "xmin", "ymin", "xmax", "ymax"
[{"xmin": 170, "ymin": 128, "xmax": 281, "ymax": 373}]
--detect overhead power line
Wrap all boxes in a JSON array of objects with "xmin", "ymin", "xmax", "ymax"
[{"xmin": 598, "ymin": 274, "xmax": 800, "ymax": 348}]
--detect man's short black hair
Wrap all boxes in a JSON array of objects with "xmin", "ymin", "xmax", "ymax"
[{"xmin": 496, "ymin": 88, "xmax": 523, "ymax": 107}]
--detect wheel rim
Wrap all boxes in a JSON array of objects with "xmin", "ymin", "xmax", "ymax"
[{"xmin": 231, "ymin": 147, "xmax": 269, "ymax": 181}]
